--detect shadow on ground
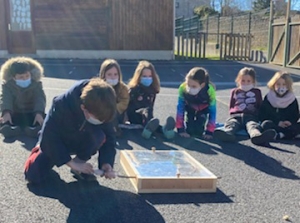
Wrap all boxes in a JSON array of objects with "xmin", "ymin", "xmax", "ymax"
[{"xmin": 28, "ymin": 171, "xmax": 165, "ymax": 223}]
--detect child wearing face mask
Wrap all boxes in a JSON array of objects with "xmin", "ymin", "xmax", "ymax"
[
  {"xmin": 99, "ymin": 59, "xmax": 129, "ymax": 135},
  {"xmin": 259, "ymin": 71, "xmax": 300, "ymax": 139},
  {"xmin": 176, "ymin": 67, "xmax": 216, "ymax": 139},
  {"xmin": 213, "ymin": 67, "xmax": 276, "ymax": 145},
  {"xmin": 24, "ymin": 79, "xmax": 117, "ymax": 183},
  {"xmin": 0, "ymin": 57, "xmax": 46, "ymax": 138},
  {"xmin": 127, "ymin": 60, "xmax": 175, "ymax": 139}
]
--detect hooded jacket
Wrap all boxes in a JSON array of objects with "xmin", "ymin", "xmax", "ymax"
[
  {"xmin": 39, "ymin": 80, "xmax": 116, "ymax": 168},
  {"xmin": 0, "ymin": 57, "xmax": 46, "ymax": 115}
]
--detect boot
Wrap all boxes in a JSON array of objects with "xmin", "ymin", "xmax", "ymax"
[
  {"xmin": 142, "ymin": 118, "xmax": 159, "ymax": 139},
  {"xmin": 162, "ymin": 116, "xmax": 176, "ymax": 139}
]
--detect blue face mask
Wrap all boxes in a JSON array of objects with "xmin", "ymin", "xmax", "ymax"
[
  {"xmin": 15, "ymin": 78, "xmax": 31, "ymax": 88},
  {"xmin": 140, "ymin": 77, "xmax": 153, "ymax": 87}
]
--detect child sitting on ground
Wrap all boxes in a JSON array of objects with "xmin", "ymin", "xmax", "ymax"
[
  {"xmin": 24, "ymin": 79, "xmax": 117, "ymax": 184},
  {"xmin": 176, "ymin": 67, "xmax": 216, "ymax": 139},
  {"xmin": 99, "ymin": 59, "xmax": 129, "ymax": 135},
  {"xmin": 259, "ymin": 71, "xmax": 300, "ymax": 139},
  {"xmin": 127, "ymin": 60, "xmax": 175, "ymax": 139},
  {"xmin": 0, "ymin": 57, "xmax": 46, "ymax": 138},
  {"xmin": 213, "ymin": 67, "xmax": 276, "ymax": 145}
]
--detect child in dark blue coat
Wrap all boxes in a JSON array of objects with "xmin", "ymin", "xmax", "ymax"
[{"xmin": 24, "ymin": 78, "xmax": 117, "ymax": 183}]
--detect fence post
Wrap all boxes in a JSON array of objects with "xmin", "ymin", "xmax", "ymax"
[
  {"xmin": 248, "ymin": 12, "xmax": 251, "ymax": 35},
  {"xmin": 216, "ymin": 14, "xmax": 220, "ymax": 50},
  {"xmin": 267, "ymin": 0, "xmax": 274, "ymax": 62},
  {"xmin": 283, "ymin": 0, "xmax": 291, "ymax": 67}
]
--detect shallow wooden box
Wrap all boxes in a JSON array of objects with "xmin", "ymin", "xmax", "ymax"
[{"xmin": 120, "ymin": 150, "xmax": 217, "ymax": 193}]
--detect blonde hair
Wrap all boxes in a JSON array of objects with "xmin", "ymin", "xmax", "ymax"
[
  {"xmin": 99, "ymin": 59, "xmax": 123, "ymax": 82},
  {"xmin": 267, "ymin": 71, "xmax": 293, "ymax": 91},
  {"xmin": 235, "ymin": 67, "xmax": 257, "ymax": 86},
  {"xmin": 128, "ymin": 60, "xmax": 160, "ymax": 93}
]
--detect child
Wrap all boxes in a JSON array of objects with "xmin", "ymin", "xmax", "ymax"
[
  {"xmin": 127, "ymin": 60, "xmax": 175, "ymax": 139},
  {"xmin": 213, "ymin": 67, "xmax": 276, "ymax": 145},
  {"xmin": 24, "ymin": 79, "xmax": 117, "ymax": 184},
  {"xmin": 0, "ymin": 57, "xmax": 46, "ymax": 138},
  {"xmin": 176, "ymin": 67, "xmax": 216, "ymax": 139},
  {"xmin": 259, "ymin": 71, "xmax": 300, "ymax": 139},
  {"xmin": 99, "ymin": 59, "xmax": 129, "ymax": 135}
]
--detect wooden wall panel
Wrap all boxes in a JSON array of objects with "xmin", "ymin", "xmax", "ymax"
[
  {"xmin": 110, "ymin": 0, "xmax": 174, "ymax": 50},
  {"xmin": 33, "ymin": 0, "xmax": 110, "ymax": 50},
  {"xmin": 0, "ymin": 0, "xmax": 8, "ymax": 50}
]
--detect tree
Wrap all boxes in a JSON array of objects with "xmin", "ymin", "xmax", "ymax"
[
  {"xmin": 253, "ymin": 0, "xmax": 271, "ymax": 12},
  {"xmin": 193, "ymin": 6, "xmax": 218, "ymax": 18}
]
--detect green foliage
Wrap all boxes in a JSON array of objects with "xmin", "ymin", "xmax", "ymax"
[
  {"xmin": 193, "ymin": 6, "xmax": 218, "ymax": 18},
  {"xmin": 253, "ymin": 0, "xmax": 271, "ymax": 12}
]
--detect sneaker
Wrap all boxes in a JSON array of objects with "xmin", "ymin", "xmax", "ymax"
[
  {"xmin": 24, "ymin": 126, "xmax": 41, "ymax": 138},
  {"xmin": 70, "ymin": 169, "xmax": 97, "ymax": 181},
  {"xmin": 142, "ymin": 118, "xmax": 160, "ymax": 139},
  {"xmin": 251, "ymin": 129, "xmax": 276, "ymax": 145},
  {"xmin": 0, "ymin": 125, "xmax": 22, "ymax": 138},
  {"xmin": 163, "ymin": 116, "xmax": 176, "ymax": 139},
  {"xmin": 213, "ymin": 129, "xmax": 236, "ymax": 142}
]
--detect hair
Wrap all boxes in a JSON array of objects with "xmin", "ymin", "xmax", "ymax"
[
  {"xmin": 267, "ymin": 71, "xmax": 293, "ymax": 91},
  {"xmin": 80, "ymin": 78, "xmax": 116, "ymax": 122},
  {"xmin": 0, "ymin": 56, "xmax": 44, "ymax": 82},
  {"xmin": 128, "ymin": 60, "xmax": 160, "ymax": 93},
  {"xmin": 185, "ymin": 67, "xmax": 210, "ymax": 85},
  {"xmin": 235, "ymin": 67, "xmax": 257, "ymax": 86}
]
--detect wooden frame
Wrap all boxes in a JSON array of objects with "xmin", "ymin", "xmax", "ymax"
[{"xmin": 120, "ymin": 150, "xmax": 217, "ymax": 193}]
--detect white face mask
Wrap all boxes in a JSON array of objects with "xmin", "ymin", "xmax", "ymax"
[
  {"xmin": 276, "ymin": 87, "xmax": 287, "ymax": 95},
  {"xmin": 106, "ymin": 78, "xmax": 118, "ymax": 86},
  {"xmin": 86, "ymin": 117, "xmax": 103, "ymax": 125},
  {"xmin": 187, "ymin": 86, "xmax": 201, "ymax": 95},
  {"xmin": 240, "ymin": 84, "xmax": 253, "ymax": 92}
]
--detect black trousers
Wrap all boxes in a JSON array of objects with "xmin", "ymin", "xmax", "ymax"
[
  {"xmin": 261, "ymin": 120, "xmax": 300, "ymax": 139},
  {"xmin": 1, "ymin": 112, "xmax": 42, "ymax": 128}
]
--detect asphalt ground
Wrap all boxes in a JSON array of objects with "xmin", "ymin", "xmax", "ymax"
[{"xmin": 0, "ymin": 59, "xmax": 299, "ymax": 223}]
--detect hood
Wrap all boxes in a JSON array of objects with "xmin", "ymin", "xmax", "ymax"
[{"xmin": 0, "ymin": 57, "xmax": 44, "ymax": 82}]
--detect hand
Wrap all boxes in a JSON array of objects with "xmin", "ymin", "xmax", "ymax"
[
  {"xmin": 33, "ymin": 113, "xmax": 44, "ymax": 126},
  {"xmin": 283, "ymin": 121, "xmax": 291, "ymax": 127},
  {"xmin": 101, "ymin": 163, "xmax": 116, "ymax": 179},
  {"xmin": 68, "ymin": 160, "xmax": 94, "ymax": 174},
  {"xmin": 179, "ymin": 132, "xmax": 190, "ymax": 138},
  {"xmin": 203, "ymin": 134, "xmax": 212, "ymax": 140},
  {"xmin": 278, "ymin": 121, "xmax": 289, "ymax": 128},
  {"xmin": 0, "ymin": 112, "xmax": 13, "ymax": 125}
]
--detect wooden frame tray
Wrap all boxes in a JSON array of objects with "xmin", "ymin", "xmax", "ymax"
[{"xmin": 120, "ymin": 150, "xmax": 217, "ymax": 193}]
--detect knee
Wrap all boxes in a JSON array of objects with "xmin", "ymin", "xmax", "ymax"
[{"xmin": 261, "ymin": 120, "xmax": 274, "ymax": 130}]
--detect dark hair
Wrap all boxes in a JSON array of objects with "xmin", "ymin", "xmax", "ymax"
[
  {"xmin": 185, "ymin": 67, "xmax": 209, "ymax": 85},
  {"xmin": 11, "ymin": 60, "xmax": 30, "ymax": 76},
  {"xmin": 80, "ymin": 78, "xmax": 116, "ymax": 122}
]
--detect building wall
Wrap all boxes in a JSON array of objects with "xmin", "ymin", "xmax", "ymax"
[
  {"xmin": 0, "ymin": 0, "xmax": 8, "ymax": 50},
  {"xmin": 175, "ymin": 0, "xmax": 210, "ymax": 18}
]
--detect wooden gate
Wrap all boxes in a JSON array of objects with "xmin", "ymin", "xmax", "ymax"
[{"xmin": 268, "ymin": 1, "xmax": 300, "ymax": 68}]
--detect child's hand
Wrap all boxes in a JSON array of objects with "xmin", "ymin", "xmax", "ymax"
[
  {"xmin": 179, "ymin": 132, "xmax": 190, "ymax": 138},
  {"xmin": 278, "ymin": 121, "xmax": 290, "ymax": 128},
  {"xmin": 0, "ymin": 112, "xmax": 12, "ymax": 124},
  {"xmin": 203, "ymin": 134, "xmax": 212, "ymax": 140},
  {"xmin": 101, "ymin": 163, "xmax": 116, "ymax": 179},
  {"xmin": 283, "ymin": 121, "xmax": 291, "ymax": 127},
  {"xmin": 68, "ymin": 160, "xmax": 94, "ymax": 174},
  {"xmin": 33, "ymin": 114, "xmax": 44, "ymax": 126}
]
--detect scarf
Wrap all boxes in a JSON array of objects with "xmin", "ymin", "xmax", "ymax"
[{"xmin": 266, "ymin": 90, "xmax": 295, "ymax": 108}]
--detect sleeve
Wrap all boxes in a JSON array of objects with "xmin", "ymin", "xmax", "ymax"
[
  {"xmin": 116, "ymin": 84, "xmax": 129, "ymax": 114},
  {"xmin": 39, "ymin": 103, "xmax": 72, "ymax": 167},
  {"xmin": 205, "ymin": 84, "xmax": 217, "ymax": 135},
  {"xmin": 286, "ymin": 99, "xmax": 300, "ymax": 123},
  {"xmin": 229, "ymin": 89, "xmax": 236, "ymax": 110},
  {"xmin": 258, "ymin": 97, "xmax": 279, "ymax": 124},
  {"xmin": 98, "ymin": 122, "xmax": 117, "ymax": 168},
  {"xmin": 33, "ymin": 82, "xmax": 46, "ymax": 115},
  {"xmin": 0, "ymin": 83, "xmax": 14, "ymax": 115},
  {"xmin": 175, "ymin": 83, "xmax": 186, "ymax": 133}
]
